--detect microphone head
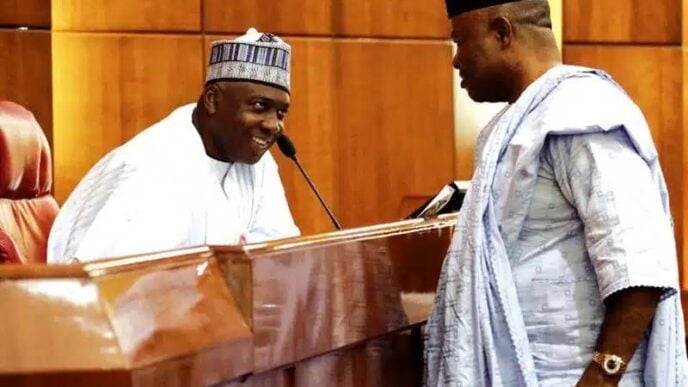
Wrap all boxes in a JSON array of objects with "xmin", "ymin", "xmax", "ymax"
[{"xmin": 276, "ymin": 134, "xmax": 297, "ymax": 159}]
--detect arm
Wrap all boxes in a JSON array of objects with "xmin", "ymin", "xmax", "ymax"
[
  {"xmin": 577, "ymin": 287, "xmax": 662, "ymax": 386},
  {"xmin": 545, "ymin": 130, "xmax": 678, "ymax": 386},
  {"xmin": 49, "ymin": 156, "xmax": 194, "ymax": 262}
]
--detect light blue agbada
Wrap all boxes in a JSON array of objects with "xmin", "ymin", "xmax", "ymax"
[{"xmin": 424, "ymin": 65, "xmax": 688, "ymax": 386}]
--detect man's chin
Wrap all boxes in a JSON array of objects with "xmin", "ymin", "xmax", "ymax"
[
  {"xmin": 466, "ymin": 90, "xmax": 486, "ymax": 103},
  {"xmin": 467, "ymin": 89, "xmax": 502, "ymax": 104},
  {"xmin": 241, "ymin": 152, "xmax": 265, "ymax": 165}
]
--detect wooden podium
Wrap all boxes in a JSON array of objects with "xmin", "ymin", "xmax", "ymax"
[{"xmin": 0, "ymin": 215, "xmax": 456, "ymax": 386}]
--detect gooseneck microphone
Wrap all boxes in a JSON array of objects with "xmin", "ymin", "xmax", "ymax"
[{"xmin": 276, "ymin": 134, "xmax": 342, "ymax": 230}]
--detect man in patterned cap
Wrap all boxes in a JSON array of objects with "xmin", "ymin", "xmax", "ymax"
[
  {"xmin": 48, "ymin": 28, "xmax": 299, "ymax": 263},
  {"xmin": 425, "ymin": 0, "xmax": 687, "ymax": 386}
]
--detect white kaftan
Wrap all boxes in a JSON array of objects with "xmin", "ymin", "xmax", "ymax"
[{"xmin": 48, "ymin": 104, "xmax": 299, "ymax": 263}]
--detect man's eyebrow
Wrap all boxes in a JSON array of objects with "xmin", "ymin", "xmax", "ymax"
[{"xmin": 247, "ymin": 94, "xmax": 290, "ymax": 108}]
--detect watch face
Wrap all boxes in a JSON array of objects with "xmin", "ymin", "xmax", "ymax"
[{"xmin": 603, "ymin": 355, "xmax": 623, "ymax": 374}]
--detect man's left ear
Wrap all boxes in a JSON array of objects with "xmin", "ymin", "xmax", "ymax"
[
  {"xmin": 203, "ymin": 83, "xmax": 221, "ymax": 115},
  {"xmin": 492, "ymin": 16, "xmax": 513, "ymax": 48}
]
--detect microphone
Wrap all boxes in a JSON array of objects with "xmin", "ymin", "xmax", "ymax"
[{"xmin": 276, "ymin": 134, "xmax": 342, "ymax": 230}]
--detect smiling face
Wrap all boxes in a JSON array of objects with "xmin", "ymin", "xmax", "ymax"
[{"xmin": 199, "ymin": 81, "xmax": 290, "ymax": 164}]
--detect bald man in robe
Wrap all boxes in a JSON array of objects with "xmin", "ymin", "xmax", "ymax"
[{"xmin": 425, "ymin": 1, "xmax": 687, "ymax": 386}]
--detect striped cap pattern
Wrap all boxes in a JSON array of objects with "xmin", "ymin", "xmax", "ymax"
[{"xmin": 206, "ymin": 31, "xmax": 291, "ymax": 92}]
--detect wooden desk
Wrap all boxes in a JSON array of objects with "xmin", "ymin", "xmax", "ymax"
[{"xmin": 0, "ymin": 214, "xmax": 456, "ymax": 386}]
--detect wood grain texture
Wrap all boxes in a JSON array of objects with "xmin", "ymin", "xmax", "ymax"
[
  {"xmin": 52, "ymin": 33, "xmax": 204, "ymax": 202},
  {"xmin": 334, "ymin": 39, "xmax": 455, "ymax": 228},
  {"xmin": 203, "ymin": 0, "xmax": 333, "ymax": 35},
  {"xmin": 203, "ymin": 0, "xmax": 449, "ymax": 38},
  {"xmin": 0, "ymin": 0, "xmax": 50, "ymax": 27},
  {"xmin": 563, "ymin": 0, "xmax": 681, "ymax": 43},
  {"xmin": 52, "ymin": 0, "xmax": 201, "ymax": 32},
  {"xmin": 564, "ymin": 44, "xmax": 685, "ymax": 284},
  {"xmin": 335, "ymin": 0, "xmax": 449, "ymax": 38},
  {"xmin": 0, "ymin": 30, "xmax": 52, "ymax": 146}
]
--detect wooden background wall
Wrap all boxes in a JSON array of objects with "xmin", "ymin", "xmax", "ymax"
[
  {"xmin": 0, "ymin": 0, "xmax": 52, "ymax": 146},
  {"xmin": 49, "ymin": 0, "xmax": 456, "ymax": 236},
  {"xmin": 562, "ymin": 0, "xmax": 687, "ymax": 287}
]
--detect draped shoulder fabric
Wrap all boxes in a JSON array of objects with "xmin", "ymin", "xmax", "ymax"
[
  {"xmin": 48, "ymin": 104, "xmax": 299, "ymax": 263},
  {"xmin": 424, "ymin": 65, "xmax": 687, "ymax": 386}
]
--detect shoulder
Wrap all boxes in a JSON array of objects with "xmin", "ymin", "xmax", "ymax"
[
  {"xmin": 117, "ymin": 104, "xmax": 199, "ymax": 166},
  {"xmin": 545, "ymin": 129, "xmax": 636, "ymax": 162},
  {"xmin": 538, "ymin": 70, "xmax": 645, "ymax": 134}
]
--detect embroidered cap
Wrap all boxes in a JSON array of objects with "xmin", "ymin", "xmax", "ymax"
[
  {"xmin": 445, "ymin": 0, "xmax": 522, "ymax": 18},
  {"xmin": 206, "ymin": 28, "xmax": 291, "ymax": 93}
]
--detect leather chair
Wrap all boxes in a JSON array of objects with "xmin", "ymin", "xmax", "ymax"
[{"xmin": 0, "ymin": 101, "xmax": 58, "ymax": 263}]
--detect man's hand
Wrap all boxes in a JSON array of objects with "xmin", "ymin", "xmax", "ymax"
[
  {"xmin": 576, "ymin": 286, "xmax": 662, "ymax": 387},
  {"xmin": 575, "ymin": 363, "xmax": 619, "ymax": 387}
]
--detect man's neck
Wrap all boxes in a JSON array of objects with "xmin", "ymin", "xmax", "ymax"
[
  {"xmin": 508, "ymin": 45, "xmax": 562, "ymax": 103},
  {"xmin": 192, "ymin": 106, "xmax": 228, "ymax": 162}
]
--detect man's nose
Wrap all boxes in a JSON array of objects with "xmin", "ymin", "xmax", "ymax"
[{"xmin": 262, "ymin": 115, "xmax": 282, "ymax": 135}]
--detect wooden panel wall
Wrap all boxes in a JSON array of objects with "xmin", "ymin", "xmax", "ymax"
[
  {"xmin": 52, "ymin": 1, "xmax": 456, "ymax": 235},
  {"xmin": 332, "ymin": 40, "xmax": 454, "ymax": 226},
  {"xmin": 52, "ymin": 0, "xmax": 201, "ymax": 31},
  {"xmin": 563, "ymin": 0, "xmax": 687, "ymax": 287},
  {"xmin": 52, "ymin": 34, "xmax": 203, "ymax": 200},
  {"xmin": 335, "ymin": 1, "xmax": 449, "ymax": 38},
  {"xmin": 0, "ymin": 0, "xmax": 50, "ymax": 27},
  {"xmin": 564, "ymin": 0, "xmax": 681, "ymax": 43},
  {"xmin": 202, "ymin": 0, "xmax": 449, "ymax": 37},
  {"xmin": 0, "ymin": 0, "xmax": 51, "ymax": 144},
  {"xmin": 203, "ymin": 0, "xmax": 333, "ymax": 35}
]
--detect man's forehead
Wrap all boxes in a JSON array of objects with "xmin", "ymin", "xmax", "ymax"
[{"xmin": 223, "ymin": 81, "xmax": 290, "ymax": 104}]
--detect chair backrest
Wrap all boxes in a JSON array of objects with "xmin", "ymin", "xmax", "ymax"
[{"xmin": 0, "ymin": 101, "xmax": 58, "ymax": 263}]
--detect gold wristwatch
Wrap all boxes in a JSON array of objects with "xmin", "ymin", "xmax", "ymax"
[{"xmin": 591, "ymin": 351, "xmax": 626, "ymax": 375}]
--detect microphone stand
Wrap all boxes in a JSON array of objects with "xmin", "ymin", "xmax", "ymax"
[
  {"xmin": 276, "ymin": 133, "xmax": 342, "ymax": 231},
  {"xmin": 291, "ymin": 156, "xmax": 342, "ymax": 230}
]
